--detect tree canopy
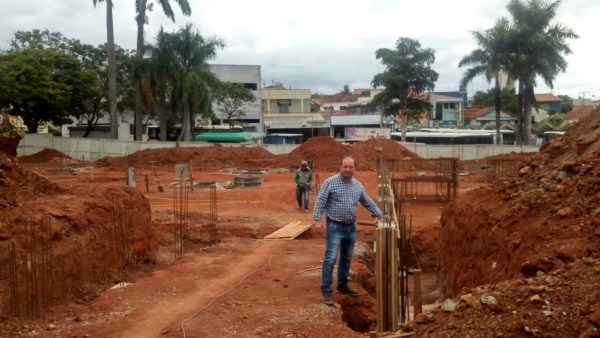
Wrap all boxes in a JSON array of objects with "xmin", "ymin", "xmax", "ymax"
[
  {"xmin": 471, "ymin": 88, "xmax": 519, "ymax": 115},
  {"xmin": 213, "ymin": 82, "xmax": 256, "ymax": 129},
  {"xmin": 0, "ymin": 48, "xmax": 101, "ymax": 133},
  {"xmin": 372, "ymin": 37, "xmax": 438, "ymax": 141}
]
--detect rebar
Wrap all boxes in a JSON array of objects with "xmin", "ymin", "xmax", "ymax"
[
  {"xmin": 8, "ymin": 240, "xmax": 18, "ymax": 317},
  {"xmin": 209, "ymin": 184, "xmax": 218, "ymax": 244},
  {"xmin": 174, "ymin": 183, "xmax": 190, "ymax": 259},
  {"xmin": 113, "ymin": 196, "xmax": 135, "ymax": 284},
  {"xmin": 24, "ymin": 216, "xmax": 52, "ymax": 320}
]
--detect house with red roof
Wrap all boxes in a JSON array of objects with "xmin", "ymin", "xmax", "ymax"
[
  {"xmin": 463, "ymin": 106, "xmax": 517, "ymax": 129},
  {"xmin": 534, "ymin": 93, "xmax": 561, "ymax": 112}
]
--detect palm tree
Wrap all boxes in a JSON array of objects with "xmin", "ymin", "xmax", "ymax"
[
  {"xmin": 93, "ymin": 0, "xmax": 118, "ymax": 139},
  {"xmin": 505, "ymin": 0, "xmax": 578, "ymax": 144},
  {"xmin": 134, "ymin": 0, "xmax": 191, "ymax": 141},
  {"xmin": 144, "ymin": 28, "xmax": 176, "ymax": 141},
  {"xmin": 459, "ymin": 18, "xmax": 512, "ymax": 144},
  {"xmin": 169, "ymin": 24, "xmax": 224, "ymax": 142}
]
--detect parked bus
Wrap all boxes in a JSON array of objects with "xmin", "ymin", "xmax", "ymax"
[
  {"xmin": 417, "ymin": 128, "xmax": 516, "ymax": 144},
  {"xmin": 541, "ymin": 131, "xmax": 565, "ymax": 144},
  {"xmin": 391, "ymin": 131, "xmax": 495, "ymax": 144}
]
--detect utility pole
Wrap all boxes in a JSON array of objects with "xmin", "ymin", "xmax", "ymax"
[{"xmin": 580, "ymin": 91, "xmax": 588, "ymax": 106}]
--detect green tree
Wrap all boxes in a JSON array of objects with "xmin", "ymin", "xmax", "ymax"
[
  {"xmin": 372, "ymin": 37, "xmax": 438, "ymax": 141},
  {"xmin": 93, "ymin": 0, "xmax": 119, "ymax": 139},
  {"xmin": 144, "ymin": 27, "xmax": 178, "ymax": 141},
  {"xmin": 339, "ymin": 84, "xmax": 351, "ymax": 95},
  {"xmin": 169, "ymin": 24, "xmax": 224, "ymax": 142},
  {"xmin": 214, "ymin": 82, "xmax": 256, "ymax": 129},
  {"xmin": 73, "ymin": 43, "xmax": 135, "ymax": 137},
  {"xmin": 9, "ymin": 30, "xmax": 135, "ymax": 137},
  {"xmin": 471, "ymin": 88, "xmax": 519, "ymax": 115},
  {"xmin": 558, "ymin": 94, "xmax": 573, "ymax": 113},
  {"xmin": 134, "ymin": 0, "xmax": 191, "ymax": 141},
  {"xmin": 505, "ymin": 0, "xmax": 578, "ymax": 144},
  {"xmin": 0, "ymin": 49, "xmax": 102, "ymax": 133},
  {"xmin": 459, "ymin": 18, "xmax": 512, "ymax": 144}
]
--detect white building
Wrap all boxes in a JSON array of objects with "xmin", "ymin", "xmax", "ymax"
[{"xmin": 209, "ymin": 64, "xmax": 263, "ymax": 132}]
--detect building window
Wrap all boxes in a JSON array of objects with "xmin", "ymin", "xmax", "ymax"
[
  {"xmin": 277, "ymin": 99, "xmax": 291, "ymax": 114},
  {"xmin": 278, "ymin": 105, "xmax": 289, "ymax": 114}
]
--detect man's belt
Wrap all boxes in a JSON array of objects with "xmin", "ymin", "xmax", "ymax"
[{"xmin": 326, "ymin": 217, "xmax": 355, "ymax": 226}]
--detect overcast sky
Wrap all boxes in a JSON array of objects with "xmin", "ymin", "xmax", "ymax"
[{"xmin": 1, "ymin": 0, "xmax": 598, "ymax": 99}]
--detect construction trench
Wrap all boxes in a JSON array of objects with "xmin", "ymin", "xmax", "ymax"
[{"xmin": 3, "ymin": 120, "xmax": 600, "ymax": 336}]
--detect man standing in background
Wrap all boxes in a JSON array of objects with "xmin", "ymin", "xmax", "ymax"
[{"xmin": 295, "ymin": 160, "xmax": 312, "ymax": 213}]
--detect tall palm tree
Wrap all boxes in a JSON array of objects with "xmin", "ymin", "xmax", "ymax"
[
  {"xmin": 170, "ymin": 24, "xmax": 224, "ymax": 142},
  {"xmin": 93, "ymin": 0, "xmax": 118, "ymax": 139},
  {"xmin": 505, "ymin": 0, "xmax": 578, "ymax": 144},
  {"xmin": 459, "ymin": 18, "xmax": 512, "ymax": 144},
  {"xmin": 134, "ymin": 0, "xmax": 191, "ymax": 141},
  {"xmin": 144, "ymin": 28, "xmax": 176, "ymax": 141}
]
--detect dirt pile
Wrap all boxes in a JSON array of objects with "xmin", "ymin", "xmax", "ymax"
[
  {"xmin": 278, "ymin": 136, "xmax": 421, "ymax": 171},
  {"xmin": 413, "ymin": 258, "xmax": 600, "ymax": 337},
  {"xmin": 423, "ymin": 108, "xmax": 600, "ymax": 336},
  {"xmin": 0, "ymin": 139, "xmax": 156, "ymax": 318},
  {"xmin": 0, "ymin": 130, "xmax": 22, "ymax": 156},
  {"xmin": 18, "ymin": 148, "xmax": 71, "ymax": 164},
  {"xmin": 96, "ymin": 144, "xmax": 277, "ymax": 171}
]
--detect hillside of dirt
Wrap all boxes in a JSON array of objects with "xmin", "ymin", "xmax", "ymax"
[
  {"xmin": 0, "ymin": 143, "xmax": 156, "ymax": 319},
  {"xmin": 416, "ymin": 108, "xmax": 600, "ymax": 336}
]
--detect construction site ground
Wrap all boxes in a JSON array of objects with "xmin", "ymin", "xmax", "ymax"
[{"xmin": 1, "ymin": 111, "xmax": 600, "ymax": 338}]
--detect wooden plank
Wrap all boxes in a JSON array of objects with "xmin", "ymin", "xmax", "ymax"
[
  {"xmin": 288, "ymin": 223, "xmax": 314, "ymax": 239},
  {"xmin": 264, "ymin": 221, "xmax": 312, "ymax": 240},
  {"xmin": 264, "ymin": 221, "xmax": 301, "ymax": 239}
]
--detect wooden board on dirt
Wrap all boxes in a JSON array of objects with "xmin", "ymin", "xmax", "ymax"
[{"xmin": 264, "ymin": 221, "xmax": 312, "ymax": 240}]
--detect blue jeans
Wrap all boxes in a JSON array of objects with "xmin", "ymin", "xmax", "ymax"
[
  {"xmin": 321, "ymin": 221, "xmax": 356, "ymax": 295},
  {"xmin": 296, "ymin": 185, "xmax": 309, "ymax": 210}
]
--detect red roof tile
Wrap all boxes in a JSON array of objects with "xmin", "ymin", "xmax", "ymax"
[
  {"xmin": 535, "ymin": 93, "xmax": 560, "ymax": 102},
  {"xmin": 464, "ymin": 106, "xmax": 494, "ymax": 120}
]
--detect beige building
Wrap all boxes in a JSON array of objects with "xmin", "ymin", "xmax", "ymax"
[{"xmin": 262, "ymin": 88, "xmax": 328, "ymax": 135}]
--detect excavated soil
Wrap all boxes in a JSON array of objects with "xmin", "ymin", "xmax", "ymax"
[{"xmin": 414, "ymin": 108, "xmax": 600, "ymax": 337}]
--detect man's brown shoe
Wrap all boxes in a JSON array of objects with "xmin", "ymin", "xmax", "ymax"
[{"xmin": 322, "ymin": 294, "xmax": 334, "ymax": 305}]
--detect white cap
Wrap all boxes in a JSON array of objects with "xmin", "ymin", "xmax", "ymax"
[{"xmin": 301, "ymin": 160, "xmax": 308, "ymax": 166}]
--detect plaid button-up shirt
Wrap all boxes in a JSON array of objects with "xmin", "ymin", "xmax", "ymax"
[{"xmin": 313, "ymin": 174, "xmax": 381, "ymax": 223}]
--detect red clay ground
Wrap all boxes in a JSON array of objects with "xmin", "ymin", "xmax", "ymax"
[{"xmin": 2, "ymin": 113, "xmax": 600, "ymax": 338}]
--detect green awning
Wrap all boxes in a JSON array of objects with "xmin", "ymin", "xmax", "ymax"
[{"xmin": 195, "ymin": 132, "xmax": 264, "ymax": 143}]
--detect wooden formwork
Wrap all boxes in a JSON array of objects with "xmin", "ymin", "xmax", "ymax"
[
  {"xmin": 385, "ymin": 158, "xmax": 458, "ymax": 203},
  {"xmin": 374, "ymin": 151, "xmax": 422, "ymax": 334},
  {"xmin": 376, "ymin": 227, "xmax": 400, "ymax": 332}
]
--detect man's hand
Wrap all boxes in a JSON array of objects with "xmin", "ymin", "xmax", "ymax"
[{"xmin": 314, "ymin": 219, "xmax": 324, "ymax": 231}]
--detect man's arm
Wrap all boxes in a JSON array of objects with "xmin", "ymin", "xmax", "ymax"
[
  {"xmin": 294, "ymin": 171, "xmax": 300, "ymax": 185},
  {"xmin": 312, "ymin": 179, "xmax": 330, "ymax": 221},
  {"xmin": 359, "ymin": 188, "xmax": 382, "ymax": 217}
]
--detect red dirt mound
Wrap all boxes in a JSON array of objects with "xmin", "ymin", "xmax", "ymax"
[
  {"xmin": 428, "ymin": 108, "xmax": 600, "ymax": 335},
  {"xmin": 96, "ymin": 144, "xmax": 278, "ymax": 171},
  {"xmin": 0, "ymin": 130, "xmax": 22, "ymax": 156},
  {"xmin": 277, "ymin": 136, "xmax": 350, "ymax": 171},
  {"xmin": 277, "ymin": 136, "xmax": 422, "ymax": 172},
  {"xmin": 1, "ymin": 142, "xmax": 156, "ymax": 317},
  {"xmin": 18, "ymin": 148, "xmax": 71, "ymax": 164}
]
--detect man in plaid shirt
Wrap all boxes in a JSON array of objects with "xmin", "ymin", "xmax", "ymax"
[{"xmin": 313, "ymin": 156, "xmax": 381, "ymax": 305}]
